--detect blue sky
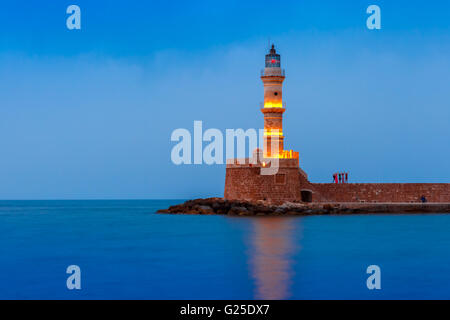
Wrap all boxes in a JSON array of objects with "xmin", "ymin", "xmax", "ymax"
[{"xmin": 0, "ymin": 1, "xmax": 449, "ymax": 199}]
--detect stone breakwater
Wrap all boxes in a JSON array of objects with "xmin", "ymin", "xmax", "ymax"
[{"xmin": 157, "ymin": 198, "xmax": 450, "ymax": 216}]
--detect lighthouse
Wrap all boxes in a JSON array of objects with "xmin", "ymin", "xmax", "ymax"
[
  {"xmin": 224, "ymin": 44, "xmax": 303, "ymax": 204},
  {"xmin": 261, "ymin": 45, "xmax": 297, "ymax": 159}
]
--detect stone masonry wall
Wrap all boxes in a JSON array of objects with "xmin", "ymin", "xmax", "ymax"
[
  {"xmin": 224, "ymin": 166, "xmax": 301, "ymax": 204},
  {"xmin": 312, "ymin": 183, "xmax": 450, "ymax": 203}
]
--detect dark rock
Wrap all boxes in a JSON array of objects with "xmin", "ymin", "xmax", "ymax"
[
  {"xmin": 285, "ymin": 211, "xmax": 302, "ymax": 215},
  {"xmin": 196, "ymin": 205, "xmax": 214, "ymax": 214},
  {"xmin": 156, "ymin": 198, "xmax": 450, "ymax": 216},
  {"xmin": 228, "ymin": 206, "xmax": 249, "ymax": 216},
  {"xmin": 274, "ymin": 207, "xmax": 286, "ymax": 215}
]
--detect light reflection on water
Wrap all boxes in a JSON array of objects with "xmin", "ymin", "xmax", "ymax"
[{"xmin": 247, "ymin": 217, "xmax": 301, "ymax": 299}]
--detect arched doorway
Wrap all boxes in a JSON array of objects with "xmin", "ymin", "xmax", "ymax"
[{"xmin": 301, "ymin": 189, "xmax": 313, "ymax": 203}]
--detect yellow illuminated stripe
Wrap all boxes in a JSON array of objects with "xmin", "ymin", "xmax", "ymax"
[
  {"xmin": 263, "ymin": 150, "xmax": 299, "ymax": 159},
  {"xmin": 263, "ymin": 101, "xmax": 283, "ymax": 108},
  {"xmin": 264, "ymin": 131, "xmax": 283, "ymax": 136}
]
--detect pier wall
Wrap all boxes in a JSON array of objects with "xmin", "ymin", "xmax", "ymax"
[
  {"xmin": 224, "ymin": 162, "xmax": 450, "ymax": 203},
  {"xmin": 312, "ymin": 183, "xmax": 450, "ymax": 203}
]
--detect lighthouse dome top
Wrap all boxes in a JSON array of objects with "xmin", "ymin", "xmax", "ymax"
[{"xmin": 265, "ymin": 44, "xmax": 280, "ymax": 68}]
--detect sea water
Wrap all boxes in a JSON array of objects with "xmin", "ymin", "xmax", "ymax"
[{"xmin": 1, "ymin": 200, "xmax": 450, "ymax": 299}]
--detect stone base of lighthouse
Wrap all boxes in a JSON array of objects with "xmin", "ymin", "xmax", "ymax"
[{"xmin": 224, "ymin": 150, "xmax": 313, "ymax": 204}]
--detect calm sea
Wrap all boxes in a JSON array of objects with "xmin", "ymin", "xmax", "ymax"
[{"xmin": 1, "ymin": 200, "xmax": 450, "ymax": 299}]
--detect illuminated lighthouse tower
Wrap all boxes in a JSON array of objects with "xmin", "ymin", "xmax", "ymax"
[
  {"xmin": 224, "ymin": 45, "xmax": 304, "ymax": 204},
  {"xmin": 261, "ymin": 45, "xmax": 298, "ymax": 159}
]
